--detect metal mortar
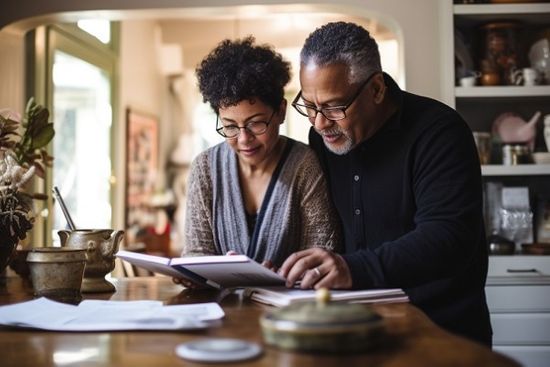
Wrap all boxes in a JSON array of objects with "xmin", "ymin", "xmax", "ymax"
[{"xmin": 26, "ymin": 247, "xmax": 87, "ymax": 303}]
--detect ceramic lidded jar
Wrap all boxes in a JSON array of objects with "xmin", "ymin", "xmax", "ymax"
[
  {"xmin": 481, "ymin": 21, "xmax": 521, "ymax": 85},
  {"xmin": 260, "ymin": 289, "xmax": 384, "ymax": 353}
]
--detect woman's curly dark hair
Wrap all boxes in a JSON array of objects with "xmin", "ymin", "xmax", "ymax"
[{"xmin": 196, "ymin": 36, "xmax": 291, "ymax": 113}]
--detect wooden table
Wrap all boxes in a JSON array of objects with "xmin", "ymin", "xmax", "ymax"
[{"xmin": 0, "ymin": 276, "xmax": 519, "ymax": 367}]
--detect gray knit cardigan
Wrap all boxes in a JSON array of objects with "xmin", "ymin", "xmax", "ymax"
[{"xmin": 183, "ymin": 137, "xmax": 341, "ymax": 267}]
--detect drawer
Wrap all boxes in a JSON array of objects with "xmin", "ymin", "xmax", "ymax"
[
  {"xmin": 488, "ymin": 256, "xmax": 550, "ymax": 277},
  {"xmin": 486, "ymin": 285, "xmax": 550, "ymax": 312},
  {"xmin": 494, "ymin": 346, "xmax": 550, "ymax": 367},
  {"xmin": 491, "ymin": 313, "xmax": 550, "ymax": 344}
]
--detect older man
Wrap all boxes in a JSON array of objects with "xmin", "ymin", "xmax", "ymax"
[{"xmin": 280, "ymin": 22, "xmax": 492, "ymax": 346}]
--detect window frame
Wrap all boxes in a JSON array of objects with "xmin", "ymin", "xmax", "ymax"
[{"xmin": 27, "ymin": 22, "xmax": 119, "ymax": 246}]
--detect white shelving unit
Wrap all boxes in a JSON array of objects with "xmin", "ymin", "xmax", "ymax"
[
  {"xmin": 482, "ymin": 164, "xmax": 550, "ymax": 176},
  {"xmin": 443, "ymin": 3, "xmax": 550, "ymax": 367},
  {"xmin": 456, "ymin": 85, "xmax": 550, "ymax": 97},
  {"xmin": 454, "ymin": 3, "xmax": 550, "ymax": 16},
  {"xmin": 486, "ymin": 256, "xmax": 550, "ymax": 367}
]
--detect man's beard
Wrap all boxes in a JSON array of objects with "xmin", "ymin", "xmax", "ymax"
[{"xmin": 316, "ymin": 126, "xmax": 354, "ymax": 155}]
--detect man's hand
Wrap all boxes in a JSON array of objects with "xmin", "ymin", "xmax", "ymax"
[{"xmin": 279, "ymin": 248, "xmax": 353, "ymax": 289}]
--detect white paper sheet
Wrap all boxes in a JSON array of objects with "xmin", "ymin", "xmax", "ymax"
[
  {"xmin": 0, "ymin": 298, "xmax": 224, "ymax": 331},
  {"xmin": 245, "ymin": 287, "xmax": 409, "ymax": 307}
]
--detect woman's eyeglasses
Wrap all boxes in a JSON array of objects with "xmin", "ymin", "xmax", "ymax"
[{"xmin": 216, "ymin": 110, "xmax": 276, "ymax": 139}]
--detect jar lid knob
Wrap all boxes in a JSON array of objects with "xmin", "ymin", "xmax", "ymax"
[{"xmin": 316, "ymin": 287, "xmax": 331, "ymax": 306}]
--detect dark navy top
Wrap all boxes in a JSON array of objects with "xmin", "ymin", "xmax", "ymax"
[{"xmin": 309, "ymin": 74, "xmax": 492, "ymax": 346}]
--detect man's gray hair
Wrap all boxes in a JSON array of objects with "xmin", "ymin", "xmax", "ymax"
[{"xmin": 300, "ymin": 22, "xmax": 382, "ymax": 84}]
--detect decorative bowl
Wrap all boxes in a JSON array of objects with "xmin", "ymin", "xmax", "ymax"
[{"xmin": 260, "ymin": 289, "xmax": 384, "ymax": 353}]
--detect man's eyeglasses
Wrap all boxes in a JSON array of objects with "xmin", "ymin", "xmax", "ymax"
[
  {"xmin": 216, "ymin": 110, "xmax": 276, "ymax": 139},
  {"xmin": 291, "ymin": 72, "xmax": 378, "ymax": 123}
]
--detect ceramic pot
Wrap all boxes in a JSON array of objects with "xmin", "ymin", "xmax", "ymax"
[
  {"xmin": 488, "ymin": 234, "xmax": 515, "ymax": 255},
  {"xmin": 481, "ymin": 70, "xmax": 501, "ymax": 86},
  {"xmin": 482, "ymin": 22, "xmax": 520, "ymax": 68},
  {"xmin": 0, "ymin": 241, "xmax": 17, "ymax": 275}
]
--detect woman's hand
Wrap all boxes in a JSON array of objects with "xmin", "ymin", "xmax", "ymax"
[{"xmin": 261, "ymin": 260, "xmax": 278, "ymax": 272}]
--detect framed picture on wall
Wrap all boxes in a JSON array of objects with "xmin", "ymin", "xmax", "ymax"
[{"xmin": 125, "ymin": 108, "xmax": 159, "ymax": 242}]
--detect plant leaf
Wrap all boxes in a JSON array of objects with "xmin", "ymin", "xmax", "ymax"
[
  {"xmin": 30, "ymin": 108, "xmax": 50, "ymax": 132},
  {"xmin": 30, "ymin": 123, "xmax": 55, "ymax": 149}
]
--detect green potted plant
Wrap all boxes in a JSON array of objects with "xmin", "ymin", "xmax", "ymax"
[{"xmin": 0, "ymin": 98, "xmax": 54, "ymax": 273}]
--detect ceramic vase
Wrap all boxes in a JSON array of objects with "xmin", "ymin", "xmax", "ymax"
[{"xmin": 0, "ymin": 241, "xmax": 17, "ymax": 275}]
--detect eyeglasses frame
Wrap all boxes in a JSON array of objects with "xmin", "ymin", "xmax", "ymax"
[
  {"xmin": 215, "ymin": 110, "xmax": 277, "ymax": 139},
  {"xmin": 291, "ymin": 72, "xmax": 379, "ymax": 122}
]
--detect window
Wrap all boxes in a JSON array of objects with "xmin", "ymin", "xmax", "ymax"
[
  {"xmin": 29, "ymin": 23, "xmax": 118, "ymax": 244},
  {"xmin": 52, "ymin": 51, "xmax": 113, "ymax": 231},
  {"xmin": 77, "ymin": 19, "xmax": 111, "ymax": 44}
]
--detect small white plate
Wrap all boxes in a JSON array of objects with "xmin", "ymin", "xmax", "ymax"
[{"xmin": 175, "ymin": 338, "xmax": 262, "ymax": 363}]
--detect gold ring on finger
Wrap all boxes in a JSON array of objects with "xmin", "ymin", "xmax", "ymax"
[{"xmin": 313, "ymin": 267, "xmax": 321, "ymax": 277}]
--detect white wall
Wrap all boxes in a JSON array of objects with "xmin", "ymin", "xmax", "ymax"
[
  {"xmin": 116, "ymin": 20, "xmax": 164, "ymax": 230},
  {"xmin": 0, "ymin": 32, "xmax": 24, "ymax": 111},
  {"xmin": 0, "ymin": 0, "xmax": 445, "ymax": 233},
  {"xmin": 1, "ymin": 0, "xmax": 443, "ymax": 98}
]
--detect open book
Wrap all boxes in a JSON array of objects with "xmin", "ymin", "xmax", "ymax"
[
  {"xmin": 244, "ymin": 286, "xmax": 409, "ymax": 307},
  {"xmin": 116, "ymin": 250, "xmax": 286, "ymax": 289}
]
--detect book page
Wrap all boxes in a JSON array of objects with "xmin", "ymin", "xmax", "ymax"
[
  {"xmin": 116, "ymin": 250, "xmax": 185, "ymax": 279},
  {"xmin": 179, "ymin": 259, "xmax": 285, "ymax": 288}
]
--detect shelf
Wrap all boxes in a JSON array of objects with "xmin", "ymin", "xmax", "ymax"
[
  {"xmin": 482, "ymin": 164, "xmax": 550, "ymax": 176},
  {"xmin": 456, "ymin": 85, "xmax": 550, "ymax": 97},
  {"xmin": 455, "ymin": 3, "xmax": 550, "ymax": 15},
  {"xmin": 454, "ymin": 3, "xmax": 550, "ymax": 26}
]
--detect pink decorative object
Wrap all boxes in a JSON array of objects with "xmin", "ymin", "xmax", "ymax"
[{"xmin": 492, "ymin": 111, "xmax": 541, "ymax": 151}]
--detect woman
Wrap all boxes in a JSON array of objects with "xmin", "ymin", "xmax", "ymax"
[{"xmin": 183, "ymin": 36, "xmax": 340, "ymax": 270}]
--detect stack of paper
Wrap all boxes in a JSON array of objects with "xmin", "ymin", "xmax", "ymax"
[
  {"xmin": 244, "ymin": 287, "xmax": 409, "ymax": 307},
  {"xmin": 0, "ymin": 298, "xmax": 224, "ymax": 331}
]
